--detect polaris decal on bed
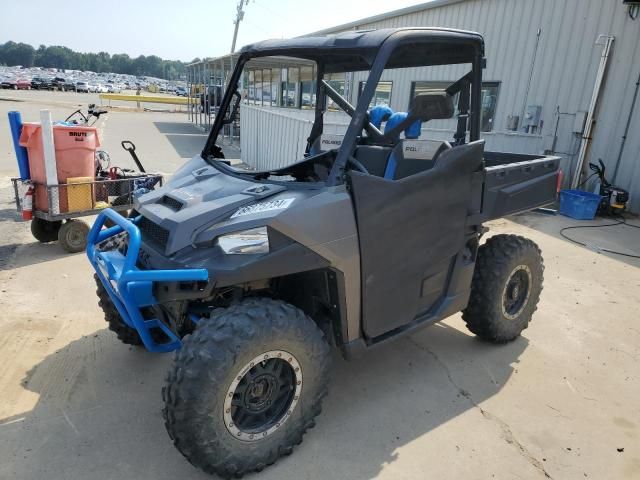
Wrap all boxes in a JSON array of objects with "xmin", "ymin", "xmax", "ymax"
[{"xmin": 231, "ymin": 198, "xmax": 295, "ymax": 218}]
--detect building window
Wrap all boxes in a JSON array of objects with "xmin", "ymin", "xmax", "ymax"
[
  {"xmin": 358, "ymin": 81, "xmax": 393, "ymax": 108},
  {"xmin": 255, "ymin": 69, "xmax": 263, "ymax": 106},
  {"xmin": 300, "ymin": 65, "xmax": 316, "ymax": 109},
  {"xmin": 262, "ymin": 69, "xmax": 272, "ymax": 106},
  {"xmin": 409, "ymin": 81, "xmax": 500, "ymax": 132},
  {"xmin": 480, "ymin": 82, "xmax": 500, "ymax": 133},
  {"xmin": 325, "ymin": 72, "xmax": 345, "ymax": 111},
  {"xmin": 270, "ymin": 69, "xmax": 278, "ymax": 106},
  {"xmin": 247, "ymin": 70, "xmax": 255, "ymax": 104},
  {"xmin": 279, "ymin": 67, "xmax": 299, "ymax": 108}
]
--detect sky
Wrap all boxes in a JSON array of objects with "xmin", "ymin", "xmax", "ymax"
[{"xmin": 0, "ymin": 0, "xmax": 430, "ymax": 62}]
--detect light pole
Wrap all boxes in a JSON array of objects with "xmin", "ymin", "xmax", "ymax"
[{"xmin": 231, "ymin": 0, "xmax": 250, "ymax": 53}]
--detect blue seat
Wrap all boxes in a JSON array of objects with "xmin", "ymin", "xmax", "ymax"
[
  {"xmin": 383, "ymin": 113, "xmax": 423, "ymax": 179},
  {"xmin": 368, "ymin": 105, "xmax": 394, "ymax": 129}
]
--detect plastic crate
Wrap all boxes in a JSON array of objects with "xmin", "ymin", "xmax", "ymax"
[{"xmin": 559, "ymin": 189, "xmax": 601, "ymax": 220}]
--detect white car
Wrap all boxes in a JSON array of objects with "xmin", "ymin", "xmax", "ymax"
[
  {"xmin": 95, "ymin": 84, "xmax": 109, "ymax": 93},
  {"xmin": 76, "ymin": 81, "xmax": 90, "ymax": 93},
  {"xmin": 106, "ymin": 83, "xmax": 120, "ymax": 93}
]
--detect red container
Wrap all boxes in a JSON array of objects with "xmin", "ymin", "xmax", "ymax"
[{"xmin": 19, "ymin": 123, "xmax": 99, "ymax": 212}]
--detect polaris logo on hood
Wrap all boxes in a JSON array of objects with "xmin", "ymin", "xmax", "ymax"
[{"xmin": 231, "ymin": 198, "xmax": 295, "ymax": 219}]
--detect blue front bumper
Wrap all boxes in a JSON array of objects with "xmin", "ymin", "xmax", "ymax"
[{"xmin": 87, "ymin": 209, "xmax": 208, "ymax": 352}]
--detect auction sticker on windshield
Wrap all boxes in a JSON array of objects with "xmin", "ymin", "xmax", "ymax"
[{"xmin": 231, "ymin": 198, "xmax": 295, "ymax": 218}]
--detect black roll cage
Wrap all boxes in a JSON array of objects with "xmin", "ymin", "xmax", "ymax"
[{"xmin": 201, "ymin": 28, "xmax": 485, "ymax": 186}]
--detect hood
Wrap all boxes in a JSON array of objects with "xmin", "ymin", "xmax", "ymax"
[{"xmin": 135, "ymin": 156, "xmax": 316, "ymax": 255}]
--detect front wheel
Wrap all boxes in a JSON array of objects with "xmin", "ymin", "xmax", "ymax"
[
  {"xmin": 57, "ymin": 219, "xmax": 89, "ymax": 253},
  {"xmin": 462, "ymin": 234, "xmax": 544, "ymax": 343},
  {"xmin": 163, "ymin": 298, "xmax": 331, "ymax": 478}
]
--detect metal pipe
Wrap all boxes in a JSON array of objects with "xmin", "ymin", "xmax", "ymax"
[
  {"xmin": 571, "ymin": 35, "xmax": 615, "ymax": 189},
  {"xmin": 520, "ymin": 28, "xmax": 542, "ymax": 129},
  {"xmin": 40, "ymin": 110, "xmax": 60, "ymax": 215},
  {"xmin": 611, "ymin": 68, "xmax": 640, "ymax": 183}
]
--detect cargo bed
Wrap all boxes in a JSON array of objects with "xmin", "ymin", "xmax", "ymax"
[{"xmin": 480, "ymin": 151, "xmax": 561, "ymax": 221}]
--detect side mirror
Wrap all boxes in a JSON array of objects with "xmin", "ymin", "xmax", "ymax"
[{"xmin": 412, "ymin": 90, "xmax": 454, "ymax": 122}]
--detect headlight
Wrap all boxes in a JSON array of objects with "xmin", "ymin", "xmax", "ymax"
[{"xmin": 217, "ymin": 227, "xmax": 269, "ymax": 254}]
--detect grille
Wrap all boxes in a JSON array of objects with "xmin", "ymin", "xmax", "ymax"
[
  {"xmin": 161, "ymin": 195, "xmax": 183, "ymax": 211},
  {"xmin": 139, "ymin": 216, "xmax": 170, "ymax": 248}
]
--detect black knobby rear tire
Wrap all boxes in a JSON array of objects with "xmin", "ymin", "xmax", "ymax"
[
  {"xmin": 163, "ymin": 298, "xmax": 332, "ymax": 478},
  {"xmin": 94, "ymin": 273, "xmax": 143, "ymax": 346},
  {"xmin": 58, "ymin": 219, "xmax": 89, "ymax": 253},
  {"xmin": 462, "ymin": 234, "xmax": 544, "ymax": 343},
  {"xmin": 30, "ymin": 218, "xmax": 62, "ymax": 243}
]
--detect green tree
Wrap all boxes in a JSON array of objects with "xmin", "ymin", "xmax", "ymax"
[{"xmin": 0, "ymin": 40, "xmax": 186, "ymax": 78}]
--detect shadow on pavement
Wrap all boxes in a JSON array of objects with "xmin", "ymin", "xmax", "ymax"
[
  {"xmin": 153, "ymin": 121, "xmax": 207, "ymax": 160},
  {"xmin": 0, "ymin": 321, "xmax": 527, "ymax": 479},
  {"xmin": 0, "ymin": 239, "xmax": 78, "ymax": 271},
  {"xmin": 153, "ymin": 121, "xmax": 241, "ymax": 161}
]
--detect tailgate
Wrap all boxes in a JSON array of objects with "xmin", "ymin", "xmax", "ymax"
[{"xmin": 482, "ymin": 154, "xmax": 561, "ymax": 221}]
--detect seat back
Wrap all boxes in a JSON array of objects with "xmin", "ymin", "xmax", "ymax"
[
  {"xmin": 353, "ymin": 145, "xmax": 396, "ymax": 177},
  {"xmin": 385, "ymin": 140, "xmax": 452, "ymax": 180}
]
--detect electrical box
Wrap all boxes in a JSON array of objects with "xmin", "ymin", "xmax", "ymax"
[
  {"xmin": 573, "ymin": 111, "xmax": 588, "ymax": 134},
  {"xmin": 523, "ymin": 105, "xmax": 542, "ymax": 127}
]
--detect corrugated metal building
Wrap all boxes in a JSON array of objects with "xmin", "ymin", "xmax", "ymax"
[{"xmin": 188, "ymin": 0, "xmax": 640, "ymax": 211}]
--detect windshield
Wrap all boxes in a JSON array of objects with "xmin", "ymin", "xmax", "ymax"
[{"xmin": 201, "ymin": 33, "xmax": 483, "ymax": 185}]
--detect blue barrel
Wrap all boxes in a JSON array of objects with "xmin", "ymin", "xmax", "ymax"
[{"xmin": 8, "ymin": 111, "xmax": 30, "ymax": 180}]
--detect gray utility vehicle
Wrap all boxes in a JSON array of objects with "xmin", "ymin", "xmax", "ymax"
[{"xmin": 88, "ymin": 28, "xmax": 560, "ymax": 477}]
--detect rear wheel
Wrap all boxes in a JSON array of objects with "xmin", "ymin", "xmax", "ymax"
[
  {"xmin": 57, "ymin": 219, "xmax": 89, "ymax": 253},
  {"xmin": 163, "ymin": 298, "xmax": 331, "ymax": 478},
  {"xmin": 462, "ymin": 234, "xmax": 544, "ymax": 343},
  {"xmin": 30, "ymin": 218, "xmax": 62, "ymax": 243}
]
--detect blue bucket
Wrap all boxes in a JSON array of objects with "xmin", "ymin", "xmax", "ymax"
[{"xmin": 559, "ymin": 189, "xmax": 601, "ymax": 220}]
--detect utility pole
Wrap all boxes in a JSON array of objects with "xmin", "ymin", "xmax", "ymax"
[{"xmin": 231, "ymin": 0, "xmax": 250, "ymax": 54}]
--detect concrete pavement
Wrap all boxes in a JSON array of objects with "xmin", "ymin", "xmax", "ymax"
[{"xmin": 0, "ymin": 92, "xmax": 639, "ymax": 480}]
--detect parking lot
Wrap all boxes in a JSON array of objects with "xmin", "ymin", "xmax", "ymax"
[{"xmin": 0, "ymin": 90, "xmax": 639, "ymax": 480}]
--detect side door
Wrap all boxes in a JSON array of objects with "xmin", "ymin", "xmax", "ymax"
[{"xmin": 348, "ymin": 140, "xmax": 484, "ymax": 339}]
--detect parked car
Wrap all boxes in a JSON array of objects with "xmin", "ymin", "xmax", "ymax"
[
  {"xmin": 52, "ymin": 77, "xmax": 68, "ymax": 91},
  {"xmin": 175, "ymin": 86, "xmax": 188, "ymax": 97},
  {"xmin": 31, "ymin": 77, "xmax": 53, "ymax": 90},
  {"xmin": 76, "ymin": 81, "xmax": 90, "ymax": 93},
  {"xmin": 1, "ymin": 78, "xmax": 19, "ymax": 89},
  {"xmin": 64, "ymin": 79, "xmax": 77, "ymax": 91},
  {"xmin": 2, "ymin": 77, "xmax": 33, "ymax": 90},
  {"xmin": 16, "ymin": 78, "xmax": 31, "ymax": 90},
  {"xmin": 106, "ymin": 83, "xmax": 120, "ymax": 93},
  {"xmin": 96, "ymin": 84, "xmax": 108, "ymax": 93}
]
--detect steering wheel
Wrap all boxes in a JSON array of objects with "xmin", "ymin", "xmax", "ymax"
[{"xmin": 347, "ymin": 155, "xmax": 369, "ymax": 174}]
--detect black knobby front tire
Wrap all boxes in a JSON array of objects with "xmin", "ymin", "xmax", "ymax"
[
  {"xmin": 94, "ymin": 274, "xmax": 143, "ymax": 346},
  {"xmin": 30, "ymin": 218, "xmax": 62, "ymax": 243},
  {"xmin": 462, "ymin": 234, "xmax": 544, "ymax": 343},
  {"xmin": 163, "ymin": 298, "xmax": 332, "ymax": 478}
]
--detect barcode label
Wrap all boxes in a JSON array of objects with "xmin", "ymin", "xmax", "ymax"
[{"xmin": 231, "ymin": 198, "xmax": 295, "ymax": 218}]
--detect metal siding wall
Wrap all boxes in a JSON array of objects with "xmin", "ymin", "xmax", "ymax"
[
  {"xmin": 239, "ymin": 0, "xmax": 640, "ymax": 210},
  {"xmin": 352, "ymin": 0, "xmax": 640, "ymax": 210}
]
